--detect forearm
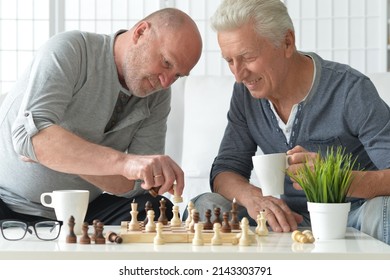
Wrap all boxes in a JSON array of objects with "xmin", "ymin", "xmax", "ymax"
[
  {"xmin": 32, "ymin": 125, "xmax": 184, "ymax": 194},
  {"xmin": 80, "ymin": 174, "xmax": 135, "ymax": 195},
  {"xmin": 214, "ymin": 171, "xmax": 302, "ymax": 232},
  {"xmin": 349, "ymin": 169, "xmax": 390, "ymax": 199},
  {"xmin": 32, "ymin": 125, "xmax": 127, "ymax": 177},
  {"xmin": 214, "ymin": 171, "xmax": 261, "ymax": 207}
]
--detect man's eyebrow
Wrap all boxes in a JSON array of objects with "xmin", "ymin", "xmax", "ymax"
[{"xmin": 222, "ymin": 49, "xmax": 257, "ymax": 60}]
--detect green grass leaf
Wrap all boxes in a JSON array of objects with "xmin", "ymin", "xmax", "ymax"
[{"xmin": 287, "ymin": 146, "xmax": 358, "ymax": 203}]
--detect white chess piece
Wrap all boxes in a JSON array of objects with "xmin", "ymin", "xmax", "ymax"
[
  {"xmin": 256, "ymin": 211, "xmax": 269, "ymax": 236},
  {"xmin": 185, "ymin": 201, "xmax": 194, "ymax": 228},
  {"xmin": 188, "ymin": 208, "xmax": 197, "ymax": 231},
  {"xmin": 128, "ymin": 201, "xmax": 141, "ymax": 231},
  {"xmin": 239, "ymin": 217, "xmax": 251, "ymax": 246},
  {"xmin": 153, "ymin": 222, "xmax": 165, "ymax": 245},
  {"xmin": 170, "ymin": 205, "xmax": 182, "ymax": 227},
  {"xmin": 145, "ymin": 210, "xmax": 156, "ymax": 232},
  {"xmin": 192, "ymin": 223, "xmax": 204, "ymax": 246},
  {"xmin": 172, "ymin": 184, "xmax": 183, "ymax": 203},
  {"xmin": 211, "ymin": 223, "xmax": 223, "ymax": 246}
]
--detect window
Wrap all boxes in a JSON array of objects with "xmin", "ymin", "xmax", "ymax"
[{"xmin": 0, "ymin": 0, "xmax": 387, "ymax": 94}]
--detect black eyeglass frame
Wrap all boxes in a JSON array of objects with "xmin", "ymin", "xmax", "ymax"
[{"xmin": 0, "ymin": 219, "xmax": 63, "ymax": 241}]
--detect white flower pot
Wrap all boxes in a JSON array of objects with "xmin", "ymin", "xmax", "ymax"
[{"xmin": 307, "ymin": 202, "xmax": 351, "ymax": 240}]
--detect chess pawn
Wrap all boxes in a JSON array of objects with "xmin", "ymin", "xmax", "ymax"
[
  {"xmin": 106, "ymin": 231, "xmax": 123, "ymax": 244},
  {"xmin": 91, "ymin": 219, "xmax": 100, "ymax": 242},
  {"xmin": 153, "ymin": 222, "xmax": 165, "ymax": 245},
  {"xmin": 211, "ymin": 223, "xmax": 223, "ymax": 246},
  {"xmin": 79, "ymin": 222, "xmax": 91, "ymax": 244},
  {"xmin": 221, "ymin": 212, "xmax": 232, "ymax": 233},
  {"xmin": 172, "ymin": 184, "xmax": 183, "ymax": 203},
  {"xmin": 255, "ymin": 211, "xmax": 269, "ymax": 236},
  {"xmin": 66, "ymin": 215, "xmax": 77, "ymax": 243},
  {"xmin": 170, "ymin": 205, "xmax": 182, "ymax": 227},
  {"xmin": 192, "ymin": 222, "xmax": 204, "ymax": 246},
  {"xmin": 94, "ymin": 222, "xmax": 106, "ymax": 244},
  {"xmin": 185, "ymin": 201, "xmax": 194, "ymax": 228},
  {"xmin": 203, "ymin": 209, "xmax": 213, "ymax": 230},
  {"xmin": 189, "ymin": 209, "xmax": 199, "ymax": 233},
  {"xmin": 212, "ymin": 207, "xmax": 222, "ymax": 225},
  {"xmin": 145, "ymin": 210, "xmax": 156, "ymax": 232},
  {"xmin": 238, "ymin": 217, "xmax": 251, "ymax": 246}
]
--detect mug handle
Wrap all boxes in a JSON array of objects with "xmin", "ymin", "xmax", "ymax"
[
  {"xmin": 40, "ymin": 192, "xmax": 54, "ymax": 208},
  {"xmin": 285, "ymin": 155, "xmax": 291, "ymax": 169}
]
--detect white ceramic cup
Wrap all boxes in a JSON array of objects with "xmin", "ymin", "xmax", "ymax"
[
  {"xmin": 252, "ymin": 153, "xmax": 288, "ymax": 196},
  {"xmin": 40, "ymin": 190, "xmax": 89, "ymax": 235}
]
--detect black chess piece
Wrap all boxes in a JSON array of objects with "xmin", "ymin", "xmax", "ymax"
[
  {"xmin": 203, "ymin": 209, "xmax": 213, "ymax": 230},
  {"xmin": 66, "ymin": 215, "xmax": 77, "ymax": 243},
  {"xmin": 79, "ymin": 222, "xmax": 91, "ymax": 244}
]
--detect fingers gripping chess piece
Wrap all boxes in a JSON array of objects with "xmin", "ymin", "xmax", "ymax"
[{"xmin": 172, "ymin": 184, "xmax": 183, "ymax": 203}]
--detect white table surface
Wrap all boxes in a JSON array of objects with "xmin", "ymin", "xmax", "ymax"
[{"xmin": 1, "ymin": 226, "xmax": 389, "ymax": 260}]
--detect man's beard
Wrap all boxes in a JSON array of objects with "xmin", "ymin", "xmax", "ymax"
[
  {"xmin": 122, "ymin": 47, "xmax": 163, "ymax": 98},
  {"xmin": 125, "ymin": 73, "xmax": 163, "ymax": 98}
]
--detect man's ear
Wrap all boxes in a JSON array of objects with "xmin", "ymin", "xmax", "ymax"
[
  {"xmin": 284, "ymin": 29, "xmax": 296, "ymax": 58},
  {"xmin": 132, "ymin": 21, "xmax": 150, "ymax": 43}
]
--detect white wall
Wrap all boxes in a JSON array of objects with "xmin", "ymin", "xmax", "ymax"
[{"xmin": 0, "ymin": 0, "xmax": 388, "ymax": 95}]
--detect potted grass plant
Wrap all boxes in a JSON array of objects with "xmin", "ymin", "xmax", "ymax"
[{"xmin": 288, "ymin": 146, "xmax": 358, "ymax": 240}]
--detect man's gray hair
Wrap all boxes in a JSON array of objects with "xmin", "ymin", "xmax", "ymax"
[{"xmin": 211, "ymin": 0, "xmax": 294, "ymax": 47}]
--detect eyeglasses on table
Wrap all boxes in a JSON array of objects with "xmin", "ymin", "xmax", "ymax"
[{"xmin": 0, "ymin": 219, "xmax": 63, "ymax": 241}]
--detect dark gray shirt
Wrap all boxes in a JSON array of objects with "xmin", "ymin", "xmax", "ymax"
[
  {"xmin": 211, "ymin": 52, "xmax": 390, "ymax": 213},
  {"xmin": 0, "ymin": 30, "xmax": 171, "ymax": 219}
]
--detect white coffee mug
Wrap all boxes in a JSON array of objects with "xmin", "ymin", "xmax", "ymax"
[
  {"xmin": 40, "ymin": 190, "xmax": 89, "ymax": 235},
  {"xmin": 252, "ymin": 153, "xmax": 288, "ymax": 196}
]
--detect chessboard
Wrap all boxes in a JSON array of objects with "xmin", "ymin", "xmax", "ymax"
[
  {"xmin": 117, "ymin": 196, "xmax": 268, "ymax": 245},
  {"xmin": 119, "ymin": 221, "xmax": 256, "ymax": 244}
]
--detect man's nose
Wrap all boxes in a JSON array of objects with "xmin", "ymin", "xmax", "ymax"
[
  {"xmin": 159, "ymin": 73, "xmax": 177, "ymax": 88},
  {"xmin": 231, "ymin": 64, "xmax": 246, "ymax": 83}
]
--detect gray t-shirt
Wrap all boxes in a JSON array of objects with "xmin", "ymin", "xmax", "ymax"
[{"xmin": 0, "ymin": 30, "xmax": 171, "ymax": 219}]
